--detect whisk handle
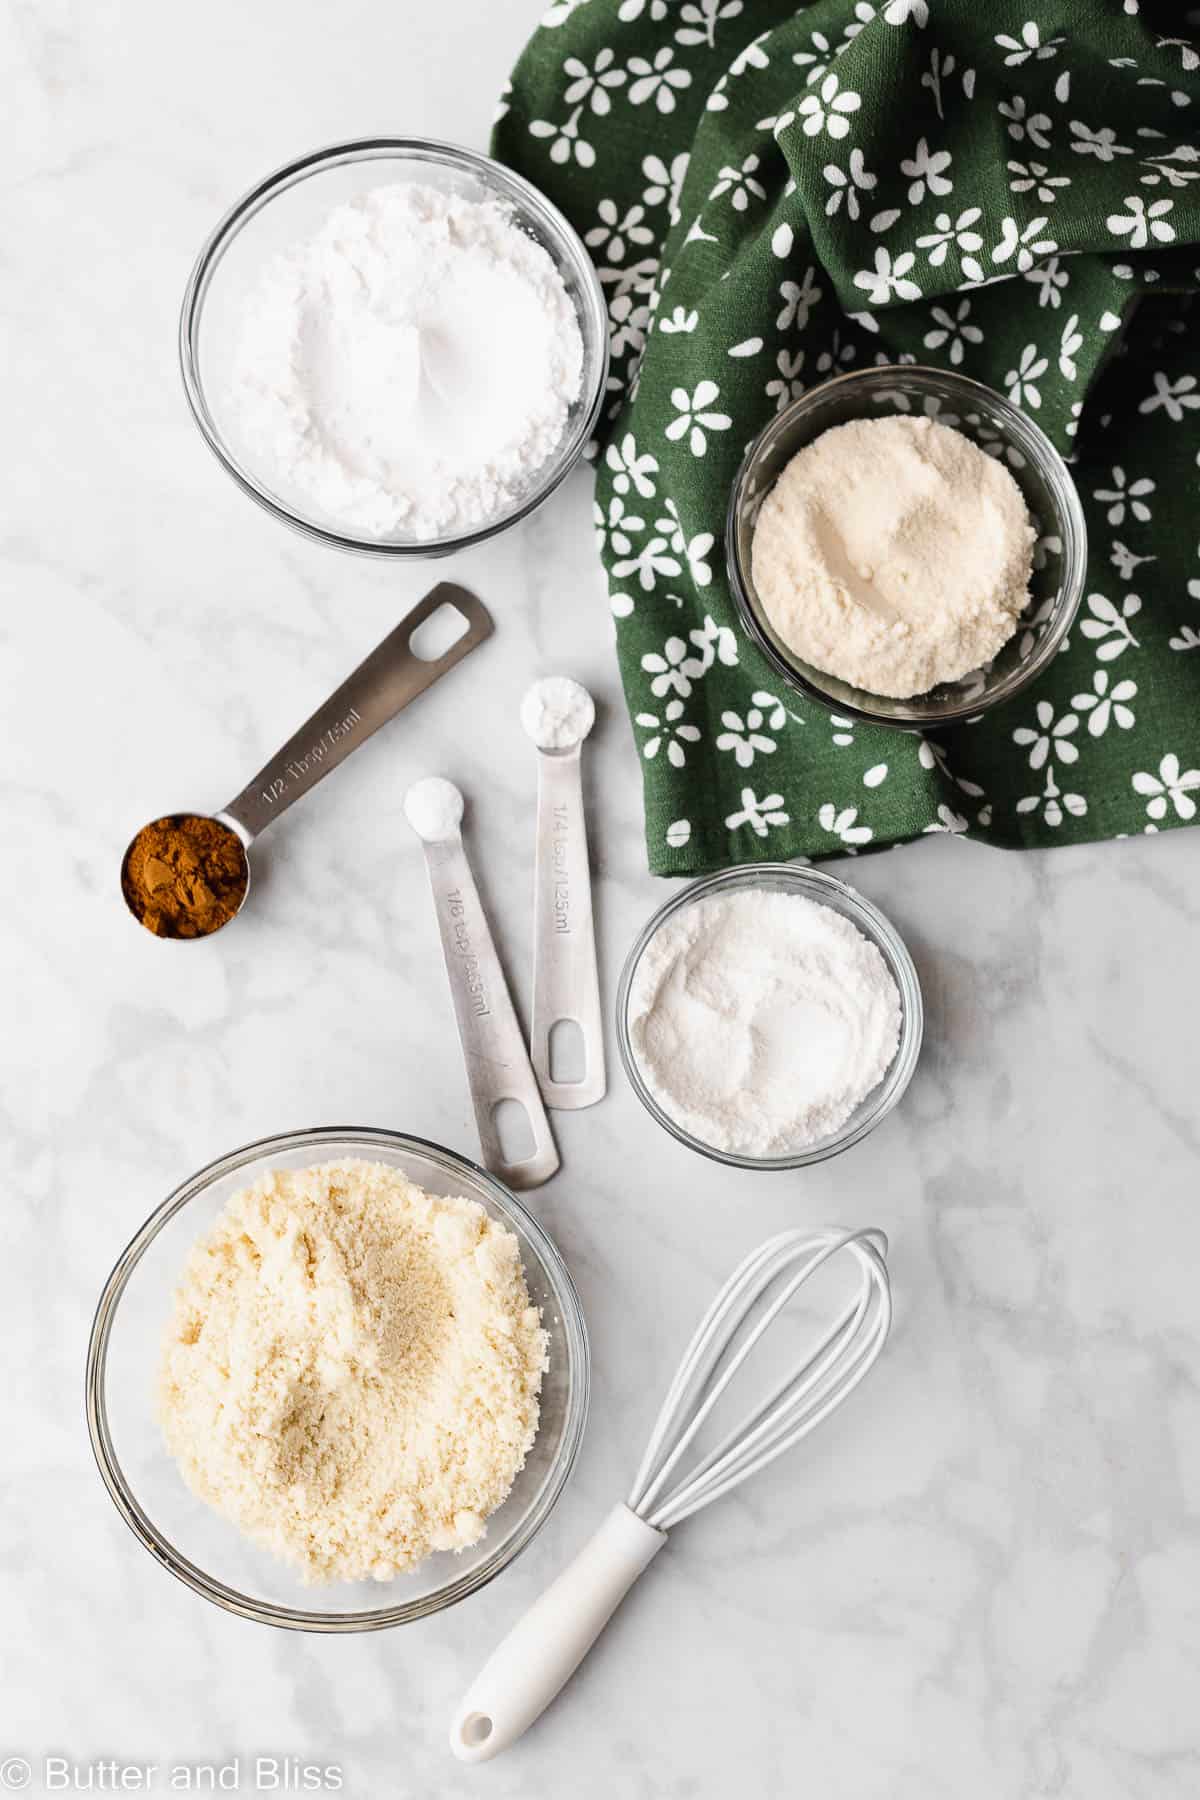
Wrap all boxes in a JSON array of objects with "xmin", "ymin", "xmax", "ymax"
[{"xmin": 449, "ymin": 1504, "xmax": 666, "ymax": 1763}]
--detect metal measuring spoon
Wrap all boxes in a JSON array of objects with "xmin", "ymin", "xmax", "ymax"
[
  {"xmin": 404, "ymin": 777, "xmax": 559, "ymax": 1191},
  {"xmin": 119, "ymin": 583, "xmax": 492, "ymax": 939},
  {"xmin": 521, "ymin": 678, "xmax": 605, "ymax": 1110}
]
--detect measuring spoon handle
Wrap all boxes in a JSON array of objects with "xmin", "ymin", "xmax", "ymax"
[
  {"xmin": 530, "ymin": 748, "xmax": 606, "ymax": 1109},
  {"xmin": 420, "ymin": 835, "xmax": 559, "ymax": 1192},
  {"xmin": 219, "ymin": 584, "xmax": 492, "ymax": 843}
]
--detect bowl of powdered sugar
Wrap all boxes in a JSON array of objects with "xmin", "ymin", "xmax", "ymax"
[
  {"xmin": 617, "ymin": 865, "xmax": 923, "ymax": 1169},
  {"xmin": 180, "ymin": 139, "xmax": 608, "ymax": 555},
  {"xmin": 86, "ymin": 1128, "xmax": 588, "ymax": 1629}
]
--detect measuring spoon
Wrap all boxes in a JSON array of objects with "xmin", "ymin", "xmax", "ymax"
[
  {"xmin": 404, "ymin": 777, "xmax": 559, "ymax": 1192},
  {"xmin": 119, "ymin": 583, "xmax": 492, "ymax": 938},
  {"xmin": 521, "ymin": 678, "xmax": 605, "ymax": 1110}
]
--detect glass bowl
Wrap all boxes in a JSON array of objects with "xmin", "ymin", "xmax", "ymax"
[
  {"xmin": 86, "ymin": 1127, "xmax": 589, "ymax": 1631},
  {"xmin": 179, "ymin": 138, "xmax": 609, "ymax": 558},
  {"xmin": 726, "ymin": 365, "xmax": 1087, "ymax": 729},
  {"xmin": 616, "ymin": 864, "xmax": 923, "ymax": 1171}
]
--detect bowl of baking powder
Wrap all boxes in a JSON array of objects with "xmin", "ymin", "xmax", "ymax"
[
  {"xmin": 616, "ymin": 864, "xmax": 923, "ymax": 1170},
  {"xmin": 180, "ymin": 138, "xmax": 609, "ymax": 557}
]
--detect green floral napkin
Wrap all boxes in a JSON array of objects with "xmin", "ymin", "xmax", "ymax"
[{"xmin": 493, "ymin": 0, "xmax": 1200, "ymax": 873}]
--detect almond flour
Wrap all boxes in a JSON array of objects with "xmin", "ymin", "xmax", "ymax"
[
  {"xmin": 158, "ymin": 1159, "xmax": 548, "ymax": 1585},
  {"xmin": 750, "ymin": 415, "xmax": 1036, "ymax": 699}
]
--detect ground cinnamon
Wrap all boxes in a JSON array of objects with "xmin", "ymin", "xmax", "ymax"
[{"xmin": 121, "ymin": 814, "xmax": 249, "ymax": 939}]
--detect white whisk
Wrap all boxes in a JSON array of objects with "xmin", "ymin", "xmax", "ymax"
[{"xmin": 450, "ymin": 1227, "xmax": 891, "ymax": 1762}]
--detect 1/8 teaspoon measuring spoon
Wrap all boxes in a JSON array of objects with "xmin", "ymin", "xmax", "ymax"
[
  {"xmin": 521, "ymin": 678, "xmax": 605, "ymax": 1110},
  {"xmin": 404, "ymin": 777, "xmax": 559, "ymax": 1192},
  {"xmin": 119, "ymin": 583, "xmax": 492, "ymax": 938}
]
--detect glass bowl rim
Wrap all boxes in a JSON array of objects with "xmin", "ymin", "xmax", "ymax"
[
  {"xmin": 85, "ymin": 1124, "xmax": 590, "ymax": 1632},
  {"xmin": 615, "ymin": 863, "xmax": 924, "ymax": 1171},
  {"xmin": 726, "ymin": 364, "xmax": 1088, "ymax": 730},
  {"xmin": 178, "ymin": 135, "xmax": 611, "ymax": 560}
]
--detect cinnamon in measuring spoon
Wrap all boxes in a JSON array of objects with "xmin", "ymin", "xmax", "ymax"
[{"xmin": 121, "ymin": 814, "xmax": 248, "ymax": 939}]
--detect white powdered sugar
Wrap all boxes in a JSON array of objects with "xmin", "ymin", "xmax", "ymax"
[
  {"xmin": 404, "ymin": 777, "xmax": 465, "ymax": 843},
  {"xmin": 230, "ymin": 183, "xmax": 584, "ymax": 540},
  {"xmin": 627, "ymin": 888, "xmax": 901, "ymax": 1157},
  {"xmin": 751, "ymin": 416, "xmax": 1036, "ymax": 699}
]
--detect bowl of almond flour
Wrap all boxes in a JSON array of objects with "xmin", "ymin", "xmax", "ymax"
[
  {"xmin": 180, "ymin": 138, "xmax": 609, "ymax": 556},
  {"xmin": 86, "ymin": 1128, "xmax": 588, "ymax": 1629},
  {"xmin": 727, "ymin": 366, "xmax": 1087, "ymax": 729}
]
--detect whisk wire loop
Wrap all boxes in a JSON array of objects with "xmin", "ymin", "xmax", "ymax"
[{"xmin": 628, "ymin": 1228, "xmax": 890, "ymax": 1532}]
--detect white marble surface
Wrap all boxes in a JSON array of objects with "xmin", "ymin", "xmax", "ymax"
[{"xmin": 5, "ymin": 3, "xmax": 1200, "ymax": 1795}]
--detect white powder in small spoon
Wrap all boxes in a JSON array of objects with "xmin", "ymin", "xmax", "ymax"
[
  {"xmin": 627, "ymin": 888, "xmax": 901, "ymax": 1157},
  {"xmin": 751, "ymin": 415, "xmax": 1035, "ymax": 698}
]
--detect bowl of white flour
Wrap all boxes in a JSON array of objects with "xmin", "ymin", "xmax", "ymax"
[
  {"xmin": 86, "ymin": 1127, "xmax": 588, "ymax": 1629},
  {"xmin": 727, "ymin": 366, "xmax": 1087, "ymax": 729},
  {"xmin": 617, "ymin": 865, "xmax": 923, "ymax": 1169},
  {"xmin": 180, "ymin": 139, "xmax": 609, "ymax": 556}
]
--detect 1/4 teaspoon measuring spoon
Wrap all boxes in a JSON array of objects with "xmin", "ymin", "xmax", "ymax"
[
  {"xmin": 521, "ymin": 678, "xmax": 605, "ymax": 1110},
  {"xmin": 404, "ymin": 777, "xmax": 560, "ymax": 1191},
  {"xmin": 119, "ymin": 583, "xmax": 492, "ymax": 938}
]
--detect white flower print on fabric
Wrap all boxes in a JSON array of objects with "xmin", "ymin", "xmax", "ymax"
[
  {"xmin": 993, "ymin": 215, "xmax": 1058, "ymax": 271},
  {"xmin": 882, "ymin": 0, "xmax": 927, "ymax": 24},
  {"xmin": 824, "ymin": 149, "xmax": 877, "ymax": 219},
  {"xmin": 901, "ymin": 138, "xmax": 953, "ymax": 204},
  {"xmin": 863, "ymin": 762, "xmax": 889, "ymax": 788},
  {"xmin": 627, "ymin": 47, "xmax": 692, "ymax": 113},
  {"xmin": 618, "ymin": 0, "xmax": 667, "ymax": 18},
  {"xmin": 1017, "ymin": 767, "xmax": 1088, "ymax": 827},
  {"xmin": 1110, "ymin": 540, "xmax": 1155, "ymax": 579},
  {"xmin": 665, "ymin": 819, "xmax": 692, "ymax": 849},
  {"xmin": 797, "ymin": 72, "xmax": 862, "ymax": 140},
  {"xmin": 1094, "ymin": 466, "xmax": 1154, "ymax": 525},
  {"xmin": 766, "ymin": 350, "xmax": 805, "ymax": 411},
  {"xmin": 660, "ymin": 305, "xmax": 699, "ymax": 334},
  {"xmin": 1072, "ymin": 671, "xmax": 1137, "ymax": 735},
  {"xmin": 792, "ymin": 29, "xmax": 835, "ymax": 85},
  {"xmin": 1139, "ymin": 372, "xmax": 1200, "ymax": 420},
  {"xmin": 610, "ymin": 591, "xmax": 636, "ymax": 620},
  {"xmin": 1059, "ymin": 312, "xmax": 1083, "ymax": 377},
  {"xmin": 1005, "ymin": 344, "xmax": 1049, "ymax": 407},
  {"xmin": 995, "ymin": 22, "xmax": 1063, "ymax": 64},
  {"xmin": 921, "ymin": 47, "xmax": 975, "ymax": 120},
  {"xmin": 726, "ymin": 788, "xmax": 790, "ymax": 838},
  {"xmin": 635, "ymin": 699, "xmax": 701, "ymax": 767},
  {"xmin": 915, "ymin": 208, "xmax": 985, "ymax": 279},
  {"xmin": 716, "ymin": 698, "xmax": 784, "ymax": 767},
  {"xmin": 830, "ymin": 713, "xmax": 856, "ymax": 747},
  {"xmin": 613, "ymin": 531, "xmax": 681, "ymax": 592},
  {"xmin": 586, "ymin": 199, "xmax": 655, "ymax": 263},
  {"xmin": 1070, "ymin": 120, "xmax": 1132, "ymax": 160},
  {"xmin": 529, "ymin": 108, "xmax": 596, "ymax": 168},
  {"xmin": 1106, "ymin": 194, "xmax": 1176, "ymax": 247},
  {"xmin": 642, "ymin": 635, "xmax": 695, "ymax": 698},
  {"xmin": 923, "ymin": 803, "xmax": 969, "ymax": 835},
  {"xmin": 1079, "ymin": 591, "xmax": 1142, "ymax": 659},
  {"xmin": 1008, "ymin": 159, "xmax": 1071, "ymax": 202},
  {"xmin": 656, "ymin": 498, "xmax": 715, "ymax": 587},
  {"xmin": 1025, "ymin": 255, "xmax": 1070, "ymax": 308},
  {"xmin": 709, "ymin": 154, "xmax": 767, "ymax": 211},
  {"xmin": 923, "ymin": 299, "xmax": 983, "ymax": 364},
  {"xmin": 1170, "ymin": 625, "xmax": 1200, "ymax": 652},
  {"xmin": 999, "ymin": 97, "xmax": 1052, "ymax": 148},
  {"xmin": 687, "ymin": 614, "xmax": 740, "ymax": 674},
  {"xmin": 818, "ymin": 803, "xmax": 873, "ymax": 846},
  {"xmin": 853, "ymin": 247, "xmax": 922, "ymax": 305},
  {"xmin": 1132, "ymin": 754, "xmax": 1200, "ymax": 821},
  {"xmin": 641, "ymin": 151, "xmax": 690, "ymax": 222},
  {"xmin": 1013, "ymin": 699, "xmax": 1080, "ymax": 769},
  {"xmin": 728, "ymin": 335, "xmax": 763, "ymax": 357},
  {"xmin": 674, "ymin": 0, "xmax": 745, "ymax": 49},
  {"xmin": 564, "ymin": 48, "xmax": 628, "ymax": 115},
  {"xmin": 665, "ymin": 380, "xmax": 732, "ymax": 455},
  {"xmin": 814, "ymin": 331, "xmax": 857, "ymax": 378},
  {"xmin": 542, "ymin": 0, "xmax": 590, "ymax": 24},
  {"xmin": 777, "ymin": 268, "xmax": 822, "ymax": 330},
  {"xmin": 594, "ymin": 494, "xmax": 643, "ymax": 558}
]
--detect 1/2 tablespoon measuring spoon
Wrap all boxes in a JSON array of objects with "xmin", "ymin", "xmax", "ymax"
[
  {"xmin": 404, "ymin": 778, "xmax": 560, "ymax": 1191},
  {"xmin": 521, "ymin": 678, "xmax": 605, "ymax": 1110},
  {"xmin": 119, "ymin": 583, "xmax": 492, "ymax": 938}
]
